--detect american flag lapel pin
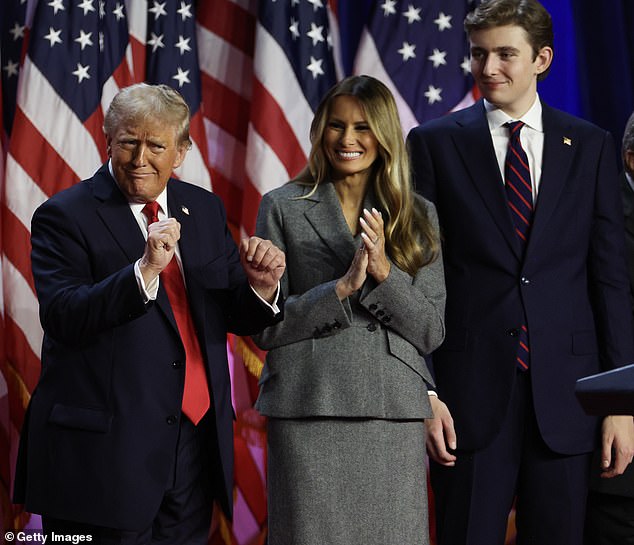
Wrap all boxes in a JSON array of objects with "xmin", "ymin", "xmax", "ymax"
[
  {"xmin": 181, "ymin": 205, "xmax": 190, "ymax": 215},
  {"xmin": 563, "ymin": 137, "xmax": 572, "ymax": 146}
]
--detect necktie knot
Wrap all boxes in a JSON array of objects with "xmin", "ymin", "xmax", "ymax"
[
  {"xmin": 507, "ymin": 120, "xmax": 525, "ymax": 140},
  {"xmin": 142, "ymin": 202, "xmax": 160, "ymax": 225}
]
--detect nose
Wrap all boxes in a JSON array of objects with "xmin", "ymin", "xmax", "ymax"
[
  {"xmin": 340, "ymin": 126, "xmax": 356, "ymax": 146},
  {"xmin": 131, "ymin": 144, "xmax": 147, "ymax": 166},
  {"xmin": 481, "ymin": 54, "xmax": 499, "ymax": 76}
]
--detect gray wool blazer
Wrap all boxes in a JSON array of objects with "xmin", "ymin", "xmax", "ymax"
[{"xmin": 252, "ymin": 180, "xmax": 446, "ymax": 419}]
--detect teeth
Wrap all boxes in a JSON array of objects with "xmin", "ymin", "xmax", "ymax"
[{"xmin": 338, "ymin": 151, "xmax": 361, "ymax": 158}]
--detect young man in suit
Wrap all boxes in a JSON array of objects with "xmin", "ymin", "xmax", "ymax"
[
  {"xmin": 584, "ymin": 110, "xmax": 634, "ymax": 544},
  {"xmin": 13, "ymin": 83, "xmax": 285, "ymax": 544},
  {"xmin": 407, "ymin": 1, "xmax": 634, "ymax": 543}
]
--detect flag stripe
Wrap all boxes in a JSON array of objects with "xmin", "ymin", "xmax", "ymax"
[{"xmin": 196, "ymin": 0, "xmax": 255, "ymax": 57}]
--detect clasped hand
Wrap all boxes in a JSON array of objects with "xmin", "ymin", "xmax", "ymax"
[
  {"xmin": 240, "ymin": 236, "xmax": 286, "ymax": 303},
  {"xmin": 336, "ymin": 208, "xmax": 391, "ymax": 300},
  {"xmin": 139, "ymin": 220, "xmax": 285, "ymax": 304}
]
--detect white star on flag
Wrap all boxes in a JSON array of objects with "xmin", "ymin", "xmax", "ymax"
[
  {"xmin": 75, "ymin": 30, "xmax": 94, "ymax": 50},
  {"xmin": 307, "ymin": 23, "xmax": 325, "ymax": 46},
  {"xmin": 149, "ymin": 1, "xmax": 167, "ymax": 20},
  {"xmin": 72, "ymin": 62, "xmax": 91, "ymax": 83},
  {"xmin": 113, "ymin": 3, "xmax": 125, "ymax": 21},
  {"xmin": 48, "ymin": 0, "xmax": 65, "ymax": 15},
  {"xmin": 77, "ymin": 0, "xmax": 95, "ymax": 16},
  {"xmin": 424, "ymin": 85, "xmax": 443, "ymax": 104},
  {"xmin": 177, "ymin": 1, "xmax": 193, "ymax": 21},
  {"xmin": 428, "ymin": 48, "xmax": 447, "ymax": 68},
  {"xmin": 172, "ymin": 66, "xmax": 190, "ymax": 87},
  {"xmin": 434, "ymin": 12, "xmax": 452, "ymax": 31},
  {"xmin": 174, "ymin": 35, "xmax": 191, "ymax": 55},
  {"xmin": 307, "ymin": 0, "xmax": 324, "ymax": 11},
  {"xmin": 382, "ymin": 0, "xmax": 397, "ymax": 16},
  {"xmin": 148, "ymin": 32, "xmax": 165, "ymax": 52},
  {"xmin": 403, "ymin": 5, "xmax": 422, "ymax": 24},
  {"xmin": 307, "ymin": 55, "xmax": 325, "ymax": 78},
  {"xmin": 3, "ymin": 59, "xmax": 20, "ymax": 78},
  {"xmin": 289, "ymin": 18, "xmax": 300, "ymax": 40},
  {"xmin": 398, "ymin": 41, "xmax": 416, "ymax": 61},
  {"xmin": 9, "ymin": 22, "xmax": 26, "ymax": 41},
  {"xmin": 44, "ymin": 27, "xmax": 63, "ymax": 47}
]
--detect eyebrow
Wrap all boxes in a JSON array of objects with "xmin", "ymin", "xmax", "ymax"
[{"xmin": 471, "ymin": 45, "xmax": 521, "ymax": 54}]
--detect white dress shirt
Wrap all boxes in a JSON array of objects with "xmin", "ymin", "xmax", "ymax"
[
  {"xmin": 107, "ymin": 161, "xmax": 280, "ymax": 311},
  {"xmin": 485, "ymin": 95, "xmax": 544, "ymax": 202}
]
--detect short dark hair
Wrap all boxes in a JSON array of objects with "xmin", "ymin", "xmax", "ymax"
[{"xmin": 465, "ymin": 0, "xmax": 554, "ymax": 81}]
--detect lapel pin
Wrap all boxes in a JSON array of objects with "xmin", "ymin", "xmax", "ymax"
[
  {"xmin": 563, "ymin": 137, "xmax": 572, "ymax": 146},
  {"xmin": 181, "ymin": 205, "xmax": 190, "ymax": 215}
]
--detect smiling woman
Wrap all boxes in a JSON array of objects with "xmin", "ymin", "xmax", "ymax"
[
  {"xmin": 323, "ymin": 95, "xmax": 378, "ymax": 184},
  {"xmin": 251, "ymin": 75, "xmax": 446, "ymax": 545}
]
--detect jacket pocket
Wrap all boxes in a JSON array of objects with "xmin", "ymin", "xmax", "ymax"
[{"xmin": 49, "ymin": 404, "xmax": 112, "ymax": 433}]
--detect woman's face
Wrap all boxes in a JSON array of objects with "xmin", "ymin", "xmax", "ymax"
[{"xmin": 323, "ymin": 95, "xmax": 379, "ymax": 182}]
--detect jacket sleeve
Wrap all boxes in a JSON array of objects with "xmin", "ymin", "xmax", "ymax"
[
  {"xmin": 31, "ymin": 197, "xmax": 148, "ymax": 345},
  {"xmin": 359, "ymin": 201, "xmax": 446, "ymax": 356},
  {"xmin": 251, "ymin": 190, "xmax": 354, "ymax": 350}
]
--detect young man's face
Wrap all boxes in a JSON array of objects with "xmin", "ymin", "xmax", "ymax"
[{"xmin": 469, "ymin": 24, "xmax": 552, "ymax": 118}]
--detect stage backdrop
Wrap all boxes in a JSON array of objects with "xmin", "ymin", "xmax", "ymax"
[{"xmin": 1, "ymin": 1, "xmax": 632, "ymax": 544}]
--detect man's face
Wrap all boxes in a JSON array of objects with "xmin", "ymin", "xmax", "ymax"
[
  {"xmin": 469, "ymin": 24, "xmax": 552, "ymax": 118},
  {"xmin": 107, "ymin": 117, "xmax": 187, "ymax": 203}
]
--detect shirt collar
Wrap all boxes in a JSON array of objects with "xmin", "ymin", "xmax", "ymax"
[{"xmin": 485, "ymin": 95, "xmax": 543, "ymax": 133}]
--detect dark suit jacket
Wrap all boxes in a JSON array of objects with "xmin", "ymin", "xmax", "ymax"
[
  {"xmin": 407, "ymin": 100, "xmax": 634, "ymax": 456},
  {"xmin": 13, "ymin": 165, "xmax": 282, "ymax": 530},
  {"xmin": 588, "ymin": 173, "xmax": 634, "ymax": 497}
]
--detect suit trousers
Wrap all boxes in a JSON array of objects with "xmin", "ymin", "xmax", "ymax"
[
  {"xmin": 585, "ymin": 491, "xmax": 634, "ymax": 545},
  {"xmin": 431, "ymin": 371, "xmax": 592, "ymax": 545},
  {"xmin": 42, "ymin": 411, "xmax": 218, "ymax": 545}
]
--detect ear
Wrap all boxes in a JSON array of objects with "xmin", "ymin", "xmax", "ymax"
[
  {"xmin": 105, "ymin": 134, "xmax": 112, "ymax": 156},
  {"xmin": 534, "ymin": 46, "xmax": 553, "ymax": 77},
  {"xmin": 625, "ymin": 149, "xmax": 634, "ymax": 176},
  {"xmin": 172, "ymin": 143, "xmax": 188, "ymax": 169}
]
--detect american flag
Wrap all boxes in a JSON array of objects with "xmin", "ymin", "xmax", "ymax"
[
  {"xmin": 1, "ymin": 1, "xmax": 476, "ymax": 543},
  {"xmin": 354, "ymin": 0, "xmax": 477, "ymax": 133}
]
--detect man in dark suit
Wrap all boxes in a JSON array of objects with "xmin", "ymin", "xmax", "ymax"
[
  {"xmin": 584, "ymin": 111, "xmax": 634, "ymax": 544},
  {"xmin": 13, "ymin": 83, "xmax": 285, "ymax": 544},
  {"xmin": 407, "ymin": 1, "xmax": 634, "ymax": 544}
]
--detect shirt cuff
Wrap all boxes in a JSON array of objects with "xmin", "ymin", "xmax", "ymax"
[
  {"xmin": 134, "ymin": 259, "xmax": 159, "ymax": 303},
  {"xmin": 250, "ymin": 282, "xmax": 281, "ymax": 315}
]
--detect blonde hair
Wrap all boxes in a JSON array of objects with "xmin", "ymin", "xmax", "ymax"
[
  {"xmin": 103, "ymin": 83, "xmax": 192, "ymax": 148},
  {"xmin": 295, "ymin": 75, "xmax": 439, "ymax": 273}
]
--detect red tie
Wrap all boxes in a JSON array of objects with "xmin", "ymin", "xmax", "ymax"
[
  {"xmin": 504, "ymin": 121, "xmax": 532, "ymax": 372},
  {"xmin": 142, "ymin": 202, "xmax": 210, "ymax": 424}
]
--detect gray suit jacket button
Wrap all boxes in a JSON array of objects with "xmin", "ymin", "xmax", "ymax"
[{"xmin": 367, "ymin": 323, "xmax": 378, "ymax": 332}]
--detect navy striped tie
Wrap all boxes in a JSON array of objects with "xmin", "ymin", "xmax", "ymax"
[{"xmin": 505, "ymin": 121, "xmax": 532, "ymax": 371}]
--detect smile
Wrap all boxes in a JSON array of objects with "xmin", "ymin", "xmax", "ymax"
[{"xmin": 337, "ymin": 151, "xmax": 362, "ymax": 159}]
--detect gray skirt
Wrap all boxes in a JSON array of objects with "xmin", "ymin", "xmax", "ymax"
[{"xmin": 266, "ymin": 417, "xmax": 429, "ymax": 545}]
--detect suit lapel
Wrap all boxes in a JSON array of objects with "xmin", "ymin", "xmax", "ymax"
[
  {"xmin": 525, "ymin": 105, "xmax": 576, "ymax": 255},
  {"xmin": 304, "ymin": 181, "xmax": 359, "ymax": 267},
  {"xmin": 453, "ymin": 103, "xmax": 521, "ymax": 258},
  {"xmin": 93, "ymin": 165, "xmax": 147, "ymax": 262}
]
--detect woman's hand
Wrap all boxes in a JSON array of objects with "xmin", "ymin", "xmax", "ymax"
[
  {"xmin": 336, "ymin": 244, "xmax": 368, "ymax": 300},
  {"xmin": 360, "ymin": 208, "xmax": 390, "ymax": 283}
]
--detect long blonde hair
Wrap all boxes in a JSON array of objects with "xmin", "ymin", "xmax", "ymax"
[{"xmin": 294, "ymin": 75, "xmax": 439, "ymax": 273}]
